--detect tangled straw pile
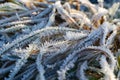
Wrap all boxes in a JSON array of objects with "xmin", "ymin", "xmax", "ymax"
[{"xmin": 0, "ymin": 0, "xmax": 120, "ymax": 80}]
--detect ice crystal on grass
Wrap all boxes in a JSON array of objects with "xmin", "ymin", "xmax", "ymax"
[{"xmin": 0, "ymin": 0, "xmax": 120, "ymax": 80}]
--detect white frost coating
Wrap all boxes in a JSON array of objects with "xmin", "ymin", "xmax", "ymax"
[
  {"xmin": 100, "ymin": 55, "xmax": 116, "ymax": 80},
  {"xmin": 57, "ymin": 69, "xmax": 66, "ymax": 80},
  {"xmin": 57, "ymin": 51, "xmax": 78, "ymax": 80},
  {"xmin": 57, "ymin": 58, "xmax": 76, "ymax": 80},
  {"xmin": 64, "ymin": 31, "xmax": 87, "ymax": 40},
  {"xmin": 40, "ymin": 40, "xmax": 69, "ymax": 54},
  {"xmin": 0, "ymin": 24, "xmax": 26, "ymax": 33}
]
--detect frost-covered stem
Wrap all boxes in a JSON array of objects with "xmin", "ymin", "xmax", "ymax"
[
  {"xmin": 0, "ymin": 2, "xmax": 27, "ymax": 11},
  {"xmin": 0, "ymin": 18, "xmax": 47, "ymax": 27},
  {"xmin": 0, "ymin": 8, "xmax": 41, "ymax": 25},
  {"xmin": 109, "ymin": 3, "xmax": 120, "ymax": 19},
  {"xmin": 64, "ymin": 31, "xmax": 87, "ymax": 40},
  {"xmin": 55, "ymin": 1, "xmax": 79, "ymax": 29},
  {"xmin": 100, "ymin": 21, "xmax": 109, "ymax": 46},
  {"xmin": 14, "ymin": 63, "xmax": 36, "ymax": 80},
  {"xmin": 78, "ymin": 0, "xmax": 97, "ymax": 14},
  {"xmin": 0, "ymin": 21, "xmax": 47, "ymax": 33},
  {"xmin": 40, "ymin": 40, "xmax": 70, "ymax": 54},
  {"xmin": 63, "ymin": 2, "xmax": 71, "ymax": 13},
  {"xmin": 60, "ymin": 46, "xmax": 116, "ymax": 79},
  {"xmin": 78, "ymin": 61, "xmax": 88, "ymax": 80},
  {"xmin": 21, "ymin": 69, "xmax": 36, "ymax": 80},
  {"xmin": 57, "ymin": 56, "xmax": 77, "ymax": 80},
  {"xmin": 77, "ymin": 46, "xmax": 116, "ymax": 71},
  {"xmin": 42, "ymin": 40, "xmax": 75, "ymax": 66},
  {"xmin": 0, "ymin": 27, "xmax": 79, "ymax": 57},
  {"xmin": 0, "ymin": 11, "xmax": 24, "ymax": 16},
  {"xmin": 0, "ymin": 24, "xmax": 28, "ymax": 33},
  {"xmin": 74, "ymin": 22, "xmax": 108, "ymax": 50},
  {"xmin": 5, "ymin": 51, "xmax": 31, "ymax": 80},
  {"xmin": 45, "ymin": 5, "xmax": 55, "ymax": 27},
  {"xmin": 100, "ymin": 55, "xmax": 116, "ymax": 80},
  {"xmin": 34, "ymin": 6, "xmax": 52, "ymax": 19},
  {"xmin": 57, "ymin": 23, "xmax": 108, "ymax": 78},
  {"xmin": 0, "ymin": 64, "xmax": 14, "ymax": 75},
  {"xmin": 36, "ymin": 53, "xmax": 45, "ymax": 80}
]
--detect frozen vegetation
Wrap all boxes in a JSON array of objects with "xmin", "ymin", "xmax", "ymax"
[{"xmin": 0, "ymin": 0, "xmax": 120, "ymax": 80}]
